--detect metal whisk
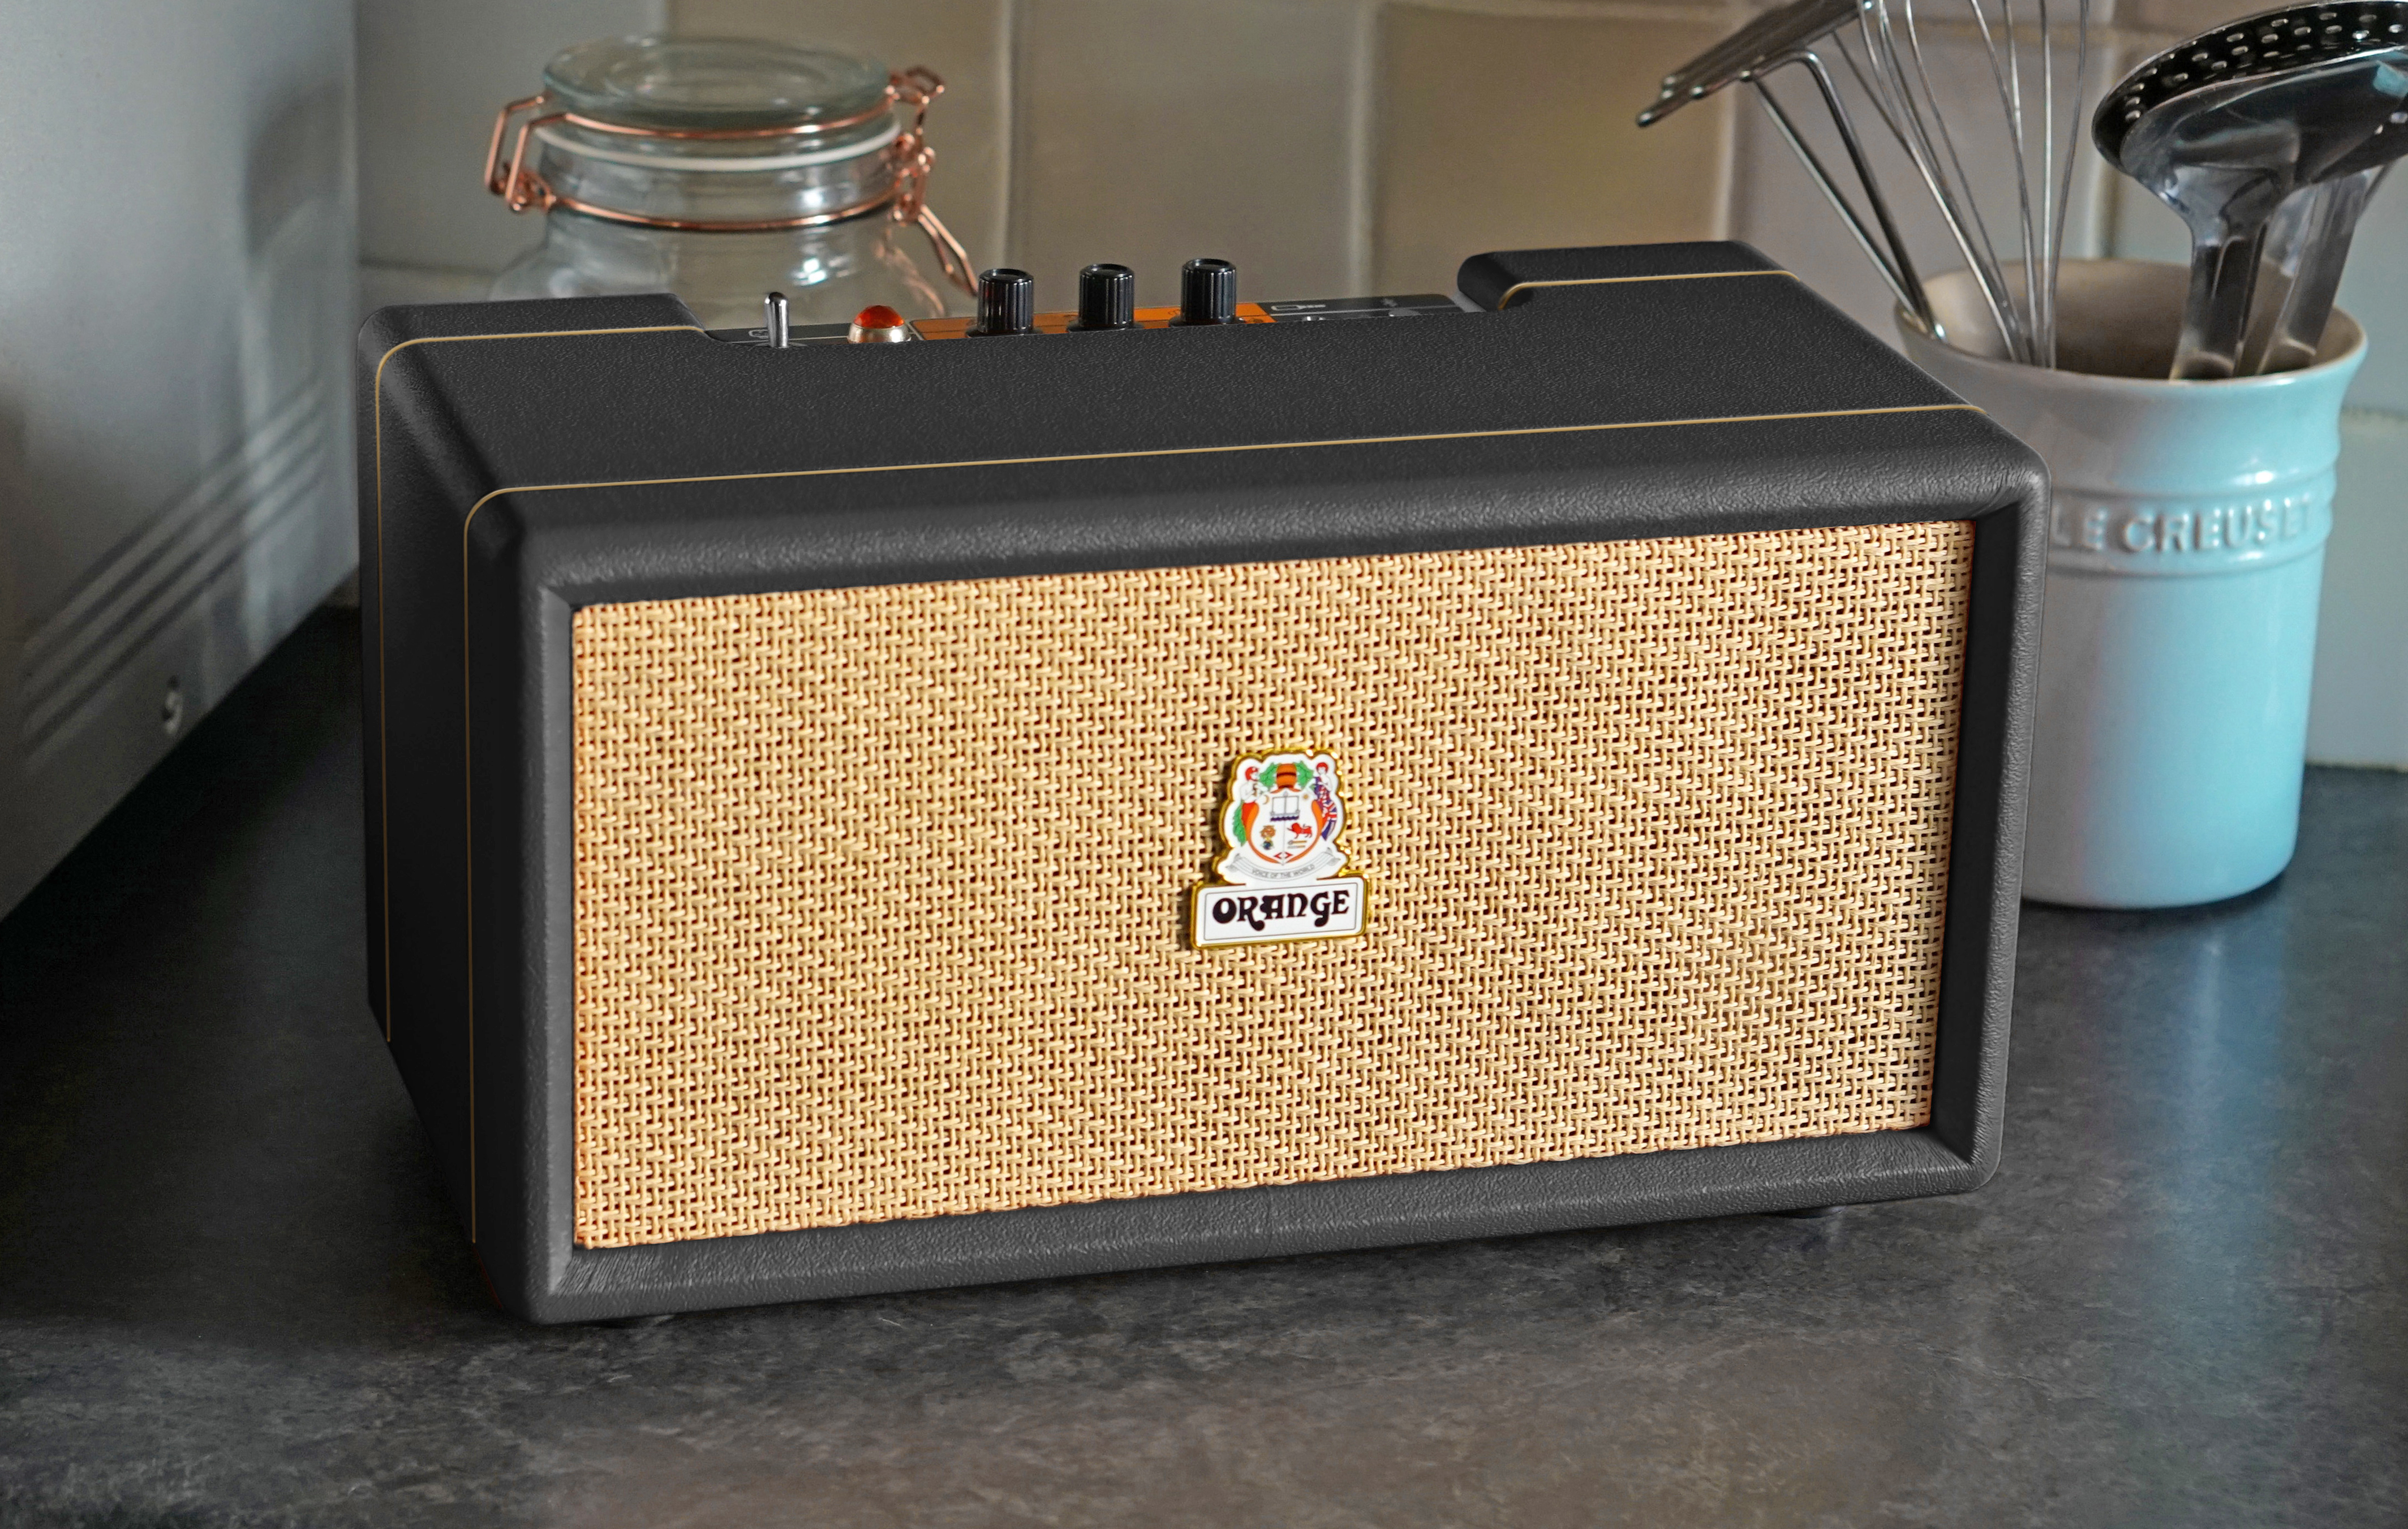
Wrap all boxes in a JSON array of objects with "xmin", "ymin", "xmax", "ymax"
[{"xmin": 1644, "ymin": 0, "xmax": 2092, "ymax": 368}]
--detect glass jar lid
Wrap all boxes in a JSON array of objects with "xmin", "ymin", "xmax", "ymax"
[
  {"xmin": 482, "ymin": 38, "xmax": 977, "ymax": 295},
  {"xmin": 542, "ymin": 35, "xmax": 896, "ymax": 144}
]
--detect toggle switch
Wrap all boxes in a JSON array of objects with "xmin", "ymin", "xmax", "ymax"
[
  {"xmin": 1074, "ymin": 263, "xmax": 1137, "ymax": 330},
  {"xmin": 971, "ymin": 268, "xmax": 1036, "ymax": 336},
  {"xmin": 1175, "ymin": 257, "xmax": 1237, "ymax": 326}
]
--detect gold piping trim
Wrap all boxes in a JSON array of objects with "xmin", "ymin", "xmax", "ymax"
[
  {"xmin": 1491, "ymin": 269, "xmax": 1799, "ymax": 308},
  {"xmin": 371, "ymin": 322, "xmax": 703, "ymax": 1240},
  {"xmin": 372, "ymin": 324, "xmax": 699, "ymax": 1038},
  {"xmin": 458, "ymin": 402, "xmax": 1974, "ymax": 519}
]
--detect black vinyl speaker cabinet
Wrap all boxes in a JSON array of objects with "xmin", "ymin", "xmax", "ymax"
[{"xmin": 360, "ymin": 242, "xmax": 2045, "ymax": 1323}]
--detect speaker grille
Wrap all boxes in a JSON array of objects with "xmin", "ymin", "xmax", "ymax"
[{"xmin": 570, "ymin": 523, "xmax": 1973, "ymax": 1248}]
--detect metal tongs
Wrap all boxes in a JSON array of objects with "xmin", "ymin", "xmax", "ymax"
[{"xmin": 1640, "ymin": 0, "xmax": 1937, "ymax": 337}]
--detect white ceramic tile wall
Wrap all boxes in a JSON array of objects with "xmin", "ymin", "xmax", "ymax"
[
  {"xmin": 1010, "ymin": 0, "xmax": 1371, "ymax": 311},
  {"xmin": 1730, "ymin": 24, "xmax": 2121, "ymax": 343},
  {"xmin": 355, "ymin": 0, "xmax": 664, "ymax": 304},
  {"xmin": 669, "ymin": 0, "xmax": 1013, "ymax": 275},
  {"xmin": 2314, "ymin": 415, "xmax": 2408, "ymax": 767},
  {"xmin": 1375, "ymin": 5, "xmax": 1733, "ymax": 295},
  {"xmin": 351, "ymin": 0, "xmax": 2407, "ymax": 766}
]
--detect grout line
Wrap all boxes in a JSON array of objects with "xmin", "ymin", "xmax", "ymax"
[
  {"xmin": 2087, "ymin": 31, "xmax": 2147, "ymax": 261},
  {"xmin": 2078, "ymin": 141, "xmax": 2118, "ymax": 261},
  {"xmin": 1706, "ymin": 72, "xmax": 1738, "ymax": 243},
  {"xmin": 999, "ymin": 0, "xmax": 1026, "ymax": 273},
  {"xmin": 1347, "ymin": 1, "xmax": 1380, "ymax": 294},
  {"xmin": 459, "ymin": 403, "xmax": 1979, "ymax": 524},
  {"xmin": 1708, "ymin": 0, "xmax": 1752, "ymax": 242},
  {"xmin": 359, "ymin": 259, "xmax": 502, "ymax": 283},
  {"xmin": 1389, "ymin": 0, "xmax": 1784, "ymax": 20}
]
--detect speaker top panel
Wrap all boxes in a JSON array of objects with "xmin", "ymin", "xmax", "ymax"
[{"xmin": 360, "ymin": 242, "xmax": 2033, "ymax": 551}]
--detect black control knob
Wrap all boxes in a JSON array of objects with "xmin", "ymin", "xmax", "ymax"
[
  {"xmin": 1074, "ymin": 263, "xmax": 1137, "ymax": 330},
  {"xmin": 973, "ymin": 268, "xmax": 1035, "ymax": 335},
  {"xmin": 1176, "ymin": 257, "xmax": 1237, "ymax": 325}
]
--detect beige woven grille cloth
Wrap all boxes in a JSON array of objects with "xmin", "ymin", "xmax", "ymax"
[{"xmin": 572, "ymin": 522, "xmax": 1974, "ymax": 1248}]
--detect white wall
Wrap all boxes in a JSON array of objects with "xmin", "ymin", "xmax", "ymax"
[{"xmin": 0, "ymin": 0, "xmax": 359, "ymax": 915}]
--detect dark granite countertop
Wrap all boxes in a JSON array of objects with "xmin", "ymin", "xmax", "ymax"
[{"xmin": 1, "ymin": 610, "xmax": 2401, "ymax": 1527}]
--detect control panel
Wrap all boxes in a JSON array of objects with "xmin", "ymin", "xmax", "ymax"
[{"xmin": 707, "ymin": 256, "xmax": 1468, "ymax": 347}]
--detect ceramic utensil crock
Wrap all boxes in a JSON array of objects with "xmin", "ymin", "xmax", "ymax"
[{"xmin": 1902, "ymin": 259, "xmax": 2365, "ymax": 907}]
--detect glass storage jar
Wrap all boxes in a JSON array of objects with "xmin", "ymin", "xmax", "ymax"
[{"xmin": 483, "ymin": 35, "xmax": 976, "ymax": 328}]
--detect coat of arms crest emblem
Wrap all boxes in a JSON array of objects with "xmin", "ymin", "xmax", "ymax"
[{"xmin": 1192, "ymin": 752, "xmax": 1368, "ymax": 947}]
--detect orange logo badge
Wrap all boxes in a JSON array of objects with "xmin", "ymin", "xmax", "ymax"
[{"xmin": 1192, "ymin": 752, "xmax": 1367, "ymax": 948}]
